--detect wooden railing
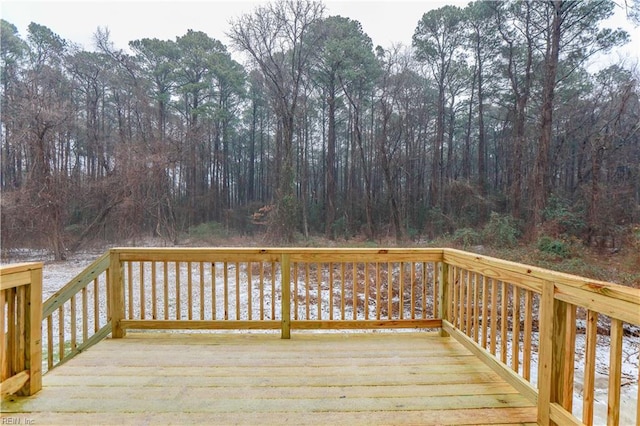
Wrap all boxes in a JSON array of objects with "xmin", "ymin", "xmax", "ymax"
[
  {"xmin": 441, "ymin": 249, "xmax": 640, "ymax": 426},
  {"xmin": 41, "ymin": 253, "xmax": 111, "ymax": 373},
  {"xmin": 0, "ymin": 262, "xmax": 42, "ymax": 397},
  {"xmin": 110, "ymin": 248, "xmax": 444, "ymax": 338},
  {"xmin": 6, "ymin": 247, "xmax": 637, "ymax": 424}
]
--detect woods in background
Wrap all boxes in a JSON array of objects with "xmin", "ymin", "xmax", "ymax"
[{"xmin": 1, "ymin": 0, "xmax": 639, "ymax": 260}]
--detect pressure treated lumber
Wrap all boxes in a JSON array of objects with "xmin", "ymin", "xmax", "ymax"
[{"xmin": 1, "ymin": 332, "xmax": 537, "ymax": 425}]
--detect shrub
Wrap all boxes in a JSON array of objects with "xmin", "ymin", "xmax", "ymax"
[
  {"xmin": 482, "ymin": 212, "xmax": 520, "ymax": 248},
  {"xmin": 406, "ymin": 226, "xmax": 420, "ymax": 240},
  {"xmin": 423, "ymin": 207, "xmax": 454, "ymax": 238},
  {"xmin": 331, "ymin": 216, "xmax": 348, "ymax": 240},
  {"xmin": 537, "ymin": 236, "xmax": 570, "ymax": 258},
  {"xmin": 542, "ymin": 194, "xmax": 586, "ymax": 237},
  {"xmin": 452, "ymin": 228, "xmax": 482, "ymax": 247}
]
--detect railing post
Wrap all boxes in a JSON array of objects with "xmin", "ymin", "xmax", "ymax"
[
  {"xmin": 439, "ymin": 260, "xmax": 450, "ymax": 338},
  {"xmin": 25, "ymin": 265, "xmax": 42, "ymax": 395},
  {"xmin": 0, "ymin": 262, "xmax": 42, "ymax": 396},
  {"xmin": 537, "ymin": 280, "xmax": 570, "ymax": 426},
  {"xmin": 538, "ymin": 281, "xmax": 554, "ymax": 425},
  {"xmin": 108, "ymin": 250, "xmax": 126, "ymax": 338},
  {"xmin": 281, "ymin": 253, "xmax": 291, "ymax": 339}
]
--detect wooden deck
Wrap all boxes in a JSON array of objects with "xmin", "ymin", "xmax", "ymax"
[{"xmin": 1, "ymin": 332, "xmax": 537, "ymax": 425}]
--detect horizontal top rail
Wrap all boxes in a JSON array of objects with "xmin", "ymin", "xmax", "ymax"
[
  {"xmin": 0, "ymin": 262, "xmax": 44, "ymax": 290},
  {"xmin": 444, "ymin": 249, "xmax": 639, "ymax": 296},
  {"xmin": 111, "ymin": 247, "xmax": 446, "ymax": 262},
  {"xmin": 444, "ymin": 249, "xmax": 640, "ymax": 324}
]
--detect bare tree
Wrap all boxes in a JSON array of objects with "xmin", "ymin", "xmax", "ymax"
[
  {"xmin": 413, "ymin": 5, "xmax": 466, "ymax": 208},
  {"xmin": 228, "ymin": 0, "xmax": 324, "ymax": 242}
]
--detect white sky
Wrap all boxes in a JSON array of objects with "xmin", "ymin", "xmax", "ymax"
[{"xmin": 1, "ymin": 0, "xmax": 638, "ymax": 69}]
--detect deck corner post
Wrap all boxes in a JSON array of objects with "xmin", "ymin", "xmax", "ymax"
[
  {"xmin": 537, "ymin": 280, "xmax": 569, "ymax": 426},
  {"xmin": 26, "ymin": 265, "xmax": 42, "ymax": 395},
  {"xmin": 438, "ymin": 260, "xmax": 450, "ymax": 338},
  {"xmin": 280, "ymin": 253, "xmax": 291, "ymax": 339},
  {"xmin": 108, "ymin": 250, "xmax": 126, "ymax": 338}
]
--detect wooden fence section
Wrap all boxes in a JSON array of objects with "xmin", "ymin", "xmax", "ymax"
[
  {"xmin": 112, "ymin": 248, "xmax": 444, "ymax": 335},
  {"xmin": 441, "ymin": 249, "xmax": 640, "ymax": 426},
  {"xmin": 6, "ymin": 246, "xmax": 636, "ymax": 425},
  {"xmin": 287, "ymin": 250, "xmax": 442, "ymax": 330},
  {"xmin": 0, "ymin": 262, "xmax": 42, "ymax": 397},
  {"xmin": 41, "ymin": 253, "xmax": 111, "ymax": 374},
  {"xmin": 114, "ymin": 249, "xmax": 283, "ymax": 334}
]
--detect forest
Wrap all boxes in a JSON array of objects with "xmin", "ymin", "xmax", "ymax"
[{"xmin": 1, "ymin": 0, "xmax": 639, "ymax": 262}]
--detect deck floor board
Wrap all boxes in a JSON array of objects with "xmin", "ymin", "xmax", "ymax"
[{"xmin": 1, "ymin": 332, "xmax": 537, "ymax": 425}]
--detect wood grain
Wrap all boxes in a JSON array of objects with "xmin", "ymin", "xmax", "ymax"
[{"xmin": 1, "ymin": 332, "xmax": 537, "ymax": 425}]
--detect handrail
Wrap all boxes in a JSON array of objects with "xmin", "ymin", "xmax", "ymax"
[
  {"xmin": 444, "ymin": 248, "xmax": 638, "ymax": 306},
  {"xmin": 8, "ymin": 246, "xmax": 634, "ymax": 425},
  {"xmin": 41, "ymin": 252, "xmax": 111, "ymax": 373},
  {"xmin": 441, "ymin": 249, "xmax": 640, "ymax": 426},
  {"xmin": 0, "ymin": 262, "xmax": 42, "ymax": 397},
  {"xmin": 43, "ymin": 252, "xmax": 110, "ymax": 317},
  {"xmin": 109, "ymin": 247, "xmax": 445, "ymax": 336}
]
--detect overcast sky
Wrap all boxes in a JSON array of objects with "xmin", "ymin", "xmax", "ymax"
[{"xmin": 1, "ymin": 0, "xmax": 638, "ymax": 69}]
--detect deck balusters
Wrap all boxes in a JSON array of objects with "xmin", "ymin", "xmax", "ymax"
[
  {"xmin": 490, "ymin": 279, "xmax": 498, "ymax": 355},
  {"xmin": 523, "ymin": 290, "xmax": 533, "ymax": 381},
  {"xmin": 0, "ymin": 263, "xmax": 42, "ymax": 397},
  {"xmin": 511, "ymin": 285, "xmax": 520, "ymax": 373},
  {"xmin": 608, "ymin": 318, "xmax": 623, "ymax": 426},
  {"xmin": 247, "ymin": 262, "xmax": 252, "ymax": 321},
  {"xmin": 39, "ymin": 256, "xmax": 111, "ymax": 374},
  {"xmin": 7, "ymin": 247, "xmax": 635, "ymax": 424},
  {"xmin": 151, "ymin": 262, "xmax": 157, "ymax": 320},
  {"xmin": 480, "ymin": 275, "xmax": 488, "ymax": 349},
  {"xmin": 213, "ymin": 263, "xmax": 218, "ymax": 320},
  {"xmin": 82, "ymin": 286, "xmax": 88, "ymax": 341},
  {"xmin": 94, "ymin": 277, "xmax": 100, "ymax": 332},
  {"xmin": 329, "ymin": 263, "xmax": 334, "ymax": 320}
]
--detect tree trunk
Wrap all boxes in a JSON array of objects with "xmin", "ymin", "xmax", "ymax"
[
  {"xmin": 431, "ymin": 77, "xmax": 446, "ymax": 208},
  {"xmin": 270, "ymin": 107, "xmax": 297, "ymax": 243},
  {"xmin": 325, "ymin": 83, "xmax": 337, "ymax": 239},
  {"xmin": 378, "ymin": 102, "xmax": 402, "ymax": 242},
  {"xmin": 463, "ymin": 69, "xmax": 476, "ymax": 181},
  {"xmin": 355, "ymin": 120, "xmax": 375, "ymax": 240},
  {"xmin": 532, "ymin": 0, "xmax": 562, "ymax": 234},
  {"xmin": 476, "ymin": 53, "xmax": 486, "ymax": 195}
]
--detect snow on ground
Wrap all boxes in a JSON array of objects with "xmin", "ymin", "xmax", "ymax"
[
  {"xmin": 572, "ymin": 333, "xmax": 639, "ymax": 425},
  {"xmin": 498, "ymin": 330, "xmax": 639, "ymax": 425},
  {"xmin": 3, "ymin": 248, "xmax": 638, "ymax": 425}
]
